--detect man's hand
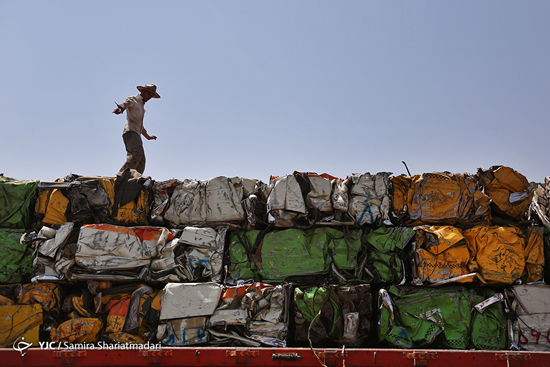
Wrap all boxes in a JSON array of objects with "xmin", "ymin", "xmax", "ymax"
[
  {"xmin": 112, "ymin": 108, "xmax": 123, "ymax": 114},
  {"xmin": 142, "ymin": 131, "xmax": 157, "ymax": 140}
]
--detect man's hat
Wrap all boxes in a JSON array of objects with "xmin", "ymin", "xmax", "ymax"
[{"xmin": 137, "ymin": 84, "xmax": 160, "ymax": 98}]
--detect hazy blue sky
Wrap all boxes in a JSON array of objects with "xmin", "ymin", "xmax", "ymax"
[{"xmin": 2, "ymin": 1, "xmax": 549, "ymax": 184}]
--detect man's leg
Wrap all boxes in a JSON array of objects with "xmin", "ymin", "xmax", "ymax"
[{"xmin": 118, "ymin": 132, "xmax": 145, "ymax": 175}]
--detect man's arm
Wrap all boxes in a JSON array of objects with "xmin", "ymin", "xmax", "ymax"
[
  {"xmin": 113, "ymin": 97, "xmax": 131, "ymax": 114},
  {"xmin": 142, "ymin": 129, "xmax": 157, "ymax": 140}
]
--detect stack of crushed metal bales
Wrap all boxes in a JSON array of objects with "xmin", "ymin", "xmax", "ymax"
[{"xmin": 0, "ymin": 165, "xmax": 549, "ymax": 351}]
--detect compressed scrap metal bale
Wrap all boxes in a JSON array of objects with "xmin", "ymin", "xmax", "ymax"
[
  {"xmin": 163, "ymin": 177, "xmax": 249, "ymax": 227},
  {"xmin": 51, "ymin": 318, "xmax": 103, "ymax": 344},
  {"xmin": 226, "ymin": 228, "xmax": 363, "ymax": 285},
  {"xmin": 17, "ymin": 283, "xmax": 60, "ymax": 313},
  {"xmin": 157, "ymin": 283, "xmax": 222, "ymax": 346},
  {"xmin": 506, "ymin": 285, "xmax": 550, "ymax": 351},
  {"xmin": 327, "ymin": 228, "xmax": 363, "ymax": 284},
  {"xmin": 72, "ymin": 224, "xmax": 162, "ymax": 281},
  {"xmin": 240, "ymin": 179, "xmax": 269, "ymax": 229},
  {"xmin": 0, "ymin": 303, "xmax": 42, "ymax": 348},
  {"xmin": 225, "ymin": 230, "xmax": 261, "ymax": 283},
  {"xmin": 98, "ymin": 284, "xmax": 161, "ymax": 344},
  {"xmin": 32, "ymin": 223, "xmax": 79, "ymax": 282},
  {"xmin": 478, "ymin": 165, "xmax": 536, "ymax": 221},
  {"xmin": 529, "ymin": 176, "xmax": 550, "ymax": 226},
  {"xmin": 294, "ymin": 284, "xmax": 372, "ymax": 347},
  {"xmin": 150, "ymin": 179, "xmax": 180, "ymax": 226},
  {"xmin": 463, "ymin": 225, "xmax": 544, "ymax": 284},
  {"xmin": 35, "ymin": 175, "xmax": 153, "ymax": 227},
  {"xmin": 254, "ymin": 228, "xmax": 332, "ymax": 283},
  {"xmin": 0, "ymin": 176, "xmax": 38, "ymax": 229},
  {"xmin": 266, "ymin": 174, "xmax": 307, "ymax": 228},
  {"xmin": 110, "ymin": 175, "xmax": 153, "ymax": 227},
  {"xmin": 208, "ymin": 283, "xmax": 290, "ymax": 347},
  {"xmin": 362, "ymin": 227, "xmax": 415, "ymax": 285},
  {"xmin": 62, "ymin": 175, "xmax": 113, "ymax": 224},
  {"xmin": 0, "ymin": 228, "xmax": 35, "ymax": 283},
  {"xmin": 391, "ymin": 172, "xmax": 491, "ymax": 227},
  {"xmin": 149, "ymin": 228, "xmax": 186, "ymax": 282},
  {"xmin": 35, "ymin": 186, "xmax": 70, "ymax": 227},
  {"xmin": 411, "ymin": 226, "xmax": 474, "ymax": 285},
  {"xmin": 174, "ymin": 226, "xmax": 227, "ymax": 283},
  {"xmin": 292, "ymin": 172, "xmax": 354, "ymax": 226},
  {"xmin": 378, "ymin": 286, "xmax": 506, "ymax": 350},
  {"xmin": 16, "ymin": 282, "xmax": 62, "ymax": 343},
  {"xmin": 523, "ymin": 226, "xmax": 545, "ymax": 283},
  {"xmin": 347, "ymin": 172, "xmax": 392, "ymax": 226}
]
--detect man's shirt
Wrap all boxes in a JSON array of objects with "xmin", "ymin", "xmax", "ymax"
[{"xmin": 120, "ymin": 94, "xmax": 147, "ymax": 135}]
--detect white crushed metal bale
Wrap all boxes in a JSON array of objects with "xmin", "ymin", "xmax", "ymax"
[
  {"xmin": 75, "ymin": 224, "xmax": 157, "ymax": 270},
  {"xmin": 163, "ymin": 177, "xmax": 246, "ymax": 226},
  {"xmin": 160, "ymin": 283, "xmax": 222, "ymax": 320},
  {"xmin": 348, "ymin": 172, "xmax": 392, "ymax": 226},
  {"xmin": 511, "ymin": 285, "xmax": 550, "ymax": 351}
]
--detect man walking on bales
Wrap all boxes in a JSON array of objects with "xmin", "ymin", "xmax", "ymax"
[{"xmin": 112, "ymin": 83, "xmax": 160, "ymax": 176}]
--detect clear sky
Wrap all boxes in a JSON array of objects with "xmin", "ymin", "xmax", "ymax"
[{"xmin": 2, "ymin": 1, "xmax": 549, "ymax": 184}]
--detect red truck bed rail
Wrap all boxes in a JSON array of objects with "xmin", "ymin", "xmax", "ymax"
[{"xmin": 3, "ymin": 347, "xmax": 550, "ymax": 367}]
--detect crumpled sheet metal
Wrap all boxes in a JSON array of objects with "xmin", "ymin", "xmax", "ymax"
[
  {"xmin": 523, "ymin": 227, "xmax": 545, "ymax": 283},
  {"xmin": 158, "ymin": 283, "xmax": 223, "ymax": 345},
  {"xmin": 305, "ymin": 173, "xmax": 336, "ymax": 213},
  {"xmin": 0, "ymin": 303, "xmax": 42, "ymax": 348},
  {"xmin": 36, "ymin": 175, "xmax": 153, "ymax": 227},
  {"xmin": 75, "ymin": 224, "xmax": 159, "ymax": 271},
  {"xmin": 178, "ymin": 226, "xmax": 227, "ymax": 282},
  {"xmin": 294, "ymin": 284, "xmax": 372, "ymax": 347},
  {"xmin": 530, "ymin": 176, "xmax": 550, "ymax": 226},
  {"xmin": 378, "ymin": 286, "xmax": 506, "ymax": 350},
  {"xmin": 227, "ymin": 227, "xmax": 364, "ymax": 284},
  {"xmin": 34, "ymin": 223, "xmax": 226, "ymax": 283},
  {"xmin": 208, "ymin": 283, "xmax": 289, "ymax": 347},
  {"xmin": 40, "ymin": 189, "xmax": 70, "ymax": 226},
  {"xmin": 412, "ymin": 226, "xmax": 472, "ymax": 285},
  {"xmin": 463, "ymin": 225, "xmax": 540, "ymax": 284},
  {"xmin": 258, "ymin": 228, "xmax": 330, "ymax": 283},
  {"xmin": 160, "ymin": 283, "xmax": 222, "ymax": 320},
  {"xmin": 0, "ymin": 176, "xmax": 38, "ymax": 229},
  {"xmin": 244, "ymin": 283, "xmax": 288, "ymax": 347},
  {"xmin": 0, "ymin": 228, "xmax": 34, "ymax": 283},
  {"xmin": 17, "ymin": 283, "xmax": 60, "ymax": 312},
  {"xmin": 328, "ymin": 228, "xmax": 362, "ymax": 274},
  {"xmin": 363, "ymin": 227, "xmax": 415, "ymax": 284},
  {"xmin": 510, "ymin": 285, "xmax": 550, "ymax": 351},
  {"xmin": 209, "ymin": 308, "xmax": 248, "ymax": 327},
  {"xmin": 348, "ymin": 172, "xmax": 392, "ymax": 226},
  {"xmin": 163, "ymin": 176, "xmax": 247, "ymax": 227},
  {"xmin": 478, "ymin": 165, "xmax": 536, "ymax": 220},
  {"xmin": 225, "ymin": 230, "xmax": 260, "ymax": 283},
  {"xmin": 150, "ymin": 179, "xmax": 180, "ymax": 225},
  {"xmin": 149, "ymin": 234, "xmax": 187, "ymax": 282},
  {"xmin": 32, "ymin": 223, "xmax": 76, "ymax": 281},
  {"xmin": 158, "ymin": 317, "xmax": 208, "ymax": 346},
  {"xmin": 50, "ymin": 318, "xmax": 103, "ymax": 344},
  {"xmin": 267, "ymin": 174, "xmax": 307, "ymax": 227},
  {"xmin": 295, "ymin": 172, "xmax": 355, "ymax": 224},
  {"xmin": 392, "ymin": 172, "xmax": 491, "ymax": 226}
]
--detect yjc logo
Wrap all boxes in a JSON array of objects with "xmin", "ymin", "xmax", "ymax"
[
  {"xmin": 13, "ymin": 337, "xmax": 32, "ymax": 356},
  {"xmin": 38, "ymin": 341, "xmax": 58, "ymax": 349}
]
